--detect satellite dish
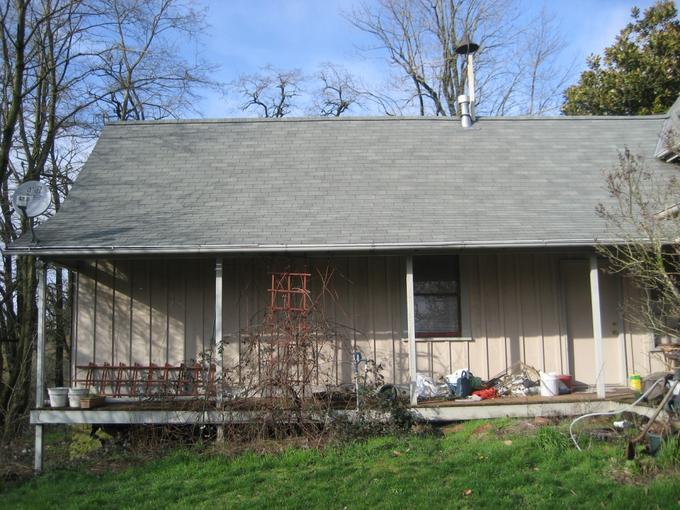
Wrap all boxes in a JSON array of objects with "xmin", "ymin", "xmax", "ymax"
[
  {"xmin": 12, "ymin": 181, "xmax": 51, "ymax": 244},
  {"xmin": 12, "ymin": 181, "xmax": 51, "ymax": 218}
]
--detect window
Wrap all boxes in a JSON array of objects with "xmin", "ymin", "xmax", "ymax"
[{"xmin": 414, "ymin": 256, "xmax": 461, "ymax": 337}]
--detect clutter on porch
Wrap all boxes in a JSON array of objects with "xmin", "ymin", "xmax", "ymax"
[{"xmin": 414, "ymin": 362, "xmax": 573, "ymax": 403}]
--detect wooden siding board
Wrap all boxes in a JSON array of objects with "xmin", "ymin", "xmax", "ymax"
[
  {"xmin": 499, "ymin": 255, "xmax": 521, "ymax": 369},
  {"xmin": 130, "ymin": 261, "xmax": 151, "ymax": 365},
  {"xmin": 537, "ymin": 255, "xmax": 562, "ymax": 374},
  {"xmin": 203, "ymin": 260, "xmax": 216, "ymax": 352},
  {"xmin": 222, "ymin": 259, "xmax": 241, "ymax": 379},
  {"xmin": 149, "ymin": 260, "xmax": 168, "ymax": 364},
  {"xmin": 166, "ymin": 260, "xmax": 186, "ymax": 365},
  {"xmin": 112, "ymin": 261, "xmax": 132, "ymax": 367},
  {"xmin": 76, "ymin": 263, "xmax": 96, "ymax": 377},
  {"xmin": 466, "ymin": 254, "xmax": 488, "ymax": 379},
  {"xmin": 185, "ymin": 260, "xmax": 204, "ymax": 362},
  {"xmin": 94, "ymin": 261, "xmax": 114, "ymax": 365}
]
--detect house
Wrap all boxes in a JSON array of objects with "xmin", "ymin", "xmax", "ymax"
[{"xmin": 8, "ymin": 100, "xmax": 679, "ymax": 470}]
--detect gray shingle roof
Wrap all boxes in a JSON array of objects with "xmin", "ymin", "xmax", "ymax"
[{"xmin": 7, "ymin": 113, "xmax": 672, "ymax": 255}]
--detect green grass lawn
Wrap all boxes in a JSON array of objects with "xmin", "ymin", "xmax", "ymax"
[{"xmin": 2, "ymin": 419, "xmax": 680, "ymax": 509}]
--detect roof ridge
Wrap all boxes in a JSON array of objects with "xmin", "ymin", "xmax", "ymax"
[{"xmin": 106, "ymin": 114, "xmax": 669, "ymax": 127}]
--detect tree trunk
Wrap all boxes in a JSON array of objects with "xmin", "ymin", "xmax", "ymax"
[{"xmin": 0, "ymin": 255, "xmax": 37, "ymax": 441}]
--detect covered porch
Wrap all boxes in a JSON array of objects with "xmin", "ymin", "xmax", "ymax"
[{"xmin": 31, "ymin": 249, "xmax": 662, "ymax": 471}]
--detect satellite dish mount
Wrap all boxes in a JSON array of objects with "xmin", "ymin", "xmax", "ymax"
[{"xmin": 12, "ymin": 181, "xmax": 51, "ymax": 244}]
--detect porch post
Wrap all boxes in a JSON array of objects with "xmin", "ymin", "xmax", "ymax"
[
  {"xmin": 589, "ymin": 254, "xmax": 606, "ymax": 399},
  {"xmin": 406, "ymin": 256, "xmax": 417, "ymax": 406},
  {"xmin": 215, "ymin": 258, "xmax": 224, "ymax": 440},
  {"xmin": 34, "ymin": 259, "xmax": 46, "ymax": 474},
  {"xmin": 215, "ymin": 258, "xmax": 223, "ymax": 406}
]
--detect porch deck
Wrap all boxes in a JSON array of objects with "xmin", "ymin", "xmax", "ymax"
[{"xmin": 31, "ymin": 388, "xmax": 651, "ymax": 426}]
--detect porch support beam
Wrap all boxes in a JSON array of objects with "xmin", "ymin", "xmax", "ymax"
[
  {"xmin": 589, "ymin": 254, "xmax": 606, "ymax": 399},
  {"xmin": 406, "ymin": 256, "xmax": 417, "ymax": 406},
  {"xmin": 34, "ymin": 259, "xmax": 46, "ymax": 474},
  {"xmin": 215, "ymin": 258, "xmax": 223, "ymax": 407}
]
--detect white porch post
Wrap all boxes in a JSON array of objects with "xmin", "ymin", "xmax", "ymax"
[
  {"xmin": 589, "ymin": 254, "xmax": 606, "ymax": 399},
  {"xmin": 215, "ymin": 258, "xmax": 224, "ymax": 440},
  {"xmin": 215, "ymin": 258, "xmax": 223, "ymax": 406},
  {"xmin": 406, "ymin": 256, "xmax": 417, "ymax": 406},
  {"xmin": 34, "ymin": 259, "xmax": 46, "ymax": 474}
]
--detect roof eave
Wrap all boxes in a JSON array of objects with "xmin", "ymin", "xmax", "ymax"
[{"xmin": 4, "ymin": 238, "xmax": 624, "ymax": 257}]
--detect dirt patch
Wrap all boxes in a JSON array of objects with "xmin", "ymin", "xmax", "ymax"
[
  {"xmin": 440, "ymin": 423, "xmax": 466, "ymax": 435},
  {"xmin": 472, "ymin": 423, "xmax": 494, "ymax": 436}
]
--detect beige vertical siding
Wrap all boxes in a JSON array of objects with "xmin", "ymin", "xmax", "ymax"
[{"xmin": 74, "ymin": 253, "xmax": 662, "ymax": 388}]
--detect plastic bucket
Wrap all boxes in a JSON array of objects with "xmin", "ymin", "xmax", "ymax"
[
  {"xmin": 68, "ymin": 387, "xmax": 90, "ymax": 408},
  {"xmin": 47, "ymin": 387, "xmax": 69, "ymax": 408},
  {"xmin": 629, "ymin": 374, "xmax": 642, "ymax": 393},
  {"xmin": 540, "ymin": 372, "xmax": 560, "ymax": 397}
]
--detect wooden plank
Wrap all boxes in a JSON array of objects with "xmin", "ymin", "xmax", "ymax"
[
  {"xmin": 481, "ymin": 253, "xmax": 504, "ymax": 378},
  {"xmin": 150, "ymin": 259, "xmax": 168, "ymax": 364},
  {"xmin": 76, "ymin": 263, "xmax": 96, "ymax": 375},
  {"xmin": 536, "ymin": 255, "xmax": 562, "ymax": 374},
  {"xmin": 390, "ymin": 256, "xmax": 408, "ymax": 385},
  {"xmin": 221, "ymin": 259, "xmax": 241, "ymax": 379},
  {"xmin": 203, "ymin": 259, "xmax": 216, "ymax": 352},
  {"xmin": 334, "ymin": 257, "xmax": 354, "ymax": 384},
  {"xmin": 94, "ymin": 261, "xmax": 114, "ymax": 365},
  {"xmin": 185, "ymin": 260, "xmax": 204, "ymax": 362},
  {"xmin": 499, "ymin": 254, "xmax": 521, "ymax": 369},
  {"xmin": 112, "ymin": 261, "xmax": 132, "ymax": 367},
  {"xmin": 518, "ymin": 255, "xmax": 543, "ymax": 372},
  {"xmin": 466, "ymin": 254, "xmax": 488, "ymax": 379},
  {"xmin": 371, "ymin": 257, "xmax": 395, "ymax": 384},
  {"xmin": 166, "ymin": 259, "xmax": 186, "ymax": 365},
  {"xmin": 130, "ymin": 260, "xmax": 151, "ymax": 365},
  {"xmin": 313, "ymin": 257, "xmax": 339, "ymax": 385}
]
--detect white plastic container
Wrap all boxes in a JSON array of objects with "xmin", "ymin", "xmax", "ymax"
[
  {"xmin": 47, "ymin": 387, "xmax": 69, "ymax": 408},
  {"xmin": 540, "ymin": 372, "xmax": 560, "ymax": 397},
  {"xmin": 68, "ymin": 387, "xmax": 91, "ymax": 408}
]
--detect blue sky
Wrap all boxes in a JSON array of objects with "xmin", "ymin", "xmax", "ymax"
[{"xmin": 191, "ymin": 0, "xmax": 660, "ymax": 117}]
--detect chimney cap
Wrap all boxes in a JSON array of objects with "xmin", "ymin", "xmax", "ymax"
[{"xmin": 455, "ymin": 35, "xmax": 479, "ymax": 55}]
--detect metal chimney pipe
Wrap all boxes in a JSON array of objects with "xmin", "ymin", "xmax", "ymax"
[
  {"xmin": 467, "ymin": 53, "xmax": 476, "ymax": 120},
  {"xmin": 458, "ymin": 95, "xmax": 472, "ymax": 128}
]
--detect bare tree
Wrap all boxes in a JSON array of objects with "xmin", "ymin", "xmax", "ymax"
[
  {"xmin": 314, "ymin": 63, "xmax": 362, "ymax": 117},
  {"xmin": 346, "ymin": 0, "xmax": 571, "ymax": 116},
  {"xmin": 237, "ymin": 66, "xmax": 304, "ymax": 118},
  {"xmin": 0, "ymin": 0, "xmax": 218, "ymax": 440},
  {"xmin": 91, "ymin": 0, "xmax": 218, "ymax": 121},
  {"xmin": 596, "ymin": 134, "xmax": 680, "ymax": 342}
]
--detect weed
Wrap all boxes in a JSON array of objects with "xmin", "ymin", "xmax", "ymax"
[
  {"xmin": 656, "ymin": 435, "xmax": 680, "ymax": 470},
  {"xmin": 536, "ymin": 425, "xmax": 570, "ymax": 451}
]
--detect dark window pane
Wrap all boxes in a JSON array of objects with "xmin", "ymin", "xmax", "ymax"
[
  {"xmin": 414, "ymin": 280, "xmax": 458, "ymax": 294},
  {"xmin": 415, "ymin": 295, "xmax": 459, "ymax": 334},
  {"xmin": 413, "ymin": 255, "xmax": 461, "ymax": 336}
]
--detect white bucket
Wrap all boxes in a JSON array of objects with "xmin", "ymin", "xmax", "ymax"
[
  {"xmin": 68, "ymin": 387, "xmax": 91, "ymax": 408},
  {"xmin": 540, "ymin": 372, "xmax": 560, "ymax": 397},
  {"xmin": 47, "ymin": 387, "xmax": 69, "ymax": 408}
]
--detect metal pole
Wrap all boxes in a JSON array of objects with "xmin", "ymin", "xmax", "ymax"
[
  {"xmin": 214, "ymin": 258, "xmax": 224, "ymax": 440},
  {"xmin": 406, "ymin": 256, "xmax": 417, "ymax": 406},
  {"xmin": 589, "ymin": 254, "xmax": 606, "ymax": 399},
  {"xmin": 467, "ymin": 53, "xmax": 476, "ymax": 120},
  {"xmin": 34, "ymin": 259, "xmax": 46, "ymax": 474}
]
